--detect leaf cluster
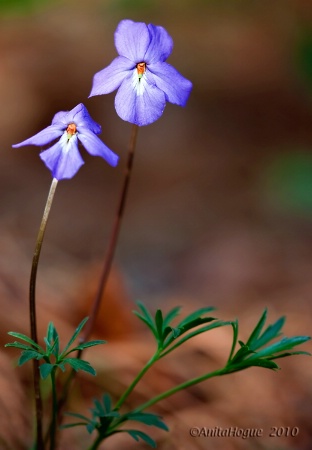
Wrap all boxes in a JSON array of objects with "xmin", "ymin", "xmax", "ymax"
[
  {"xmin": 133, "ymin": 301, "xmax": 230, "ymax": 357},
  {"xmin": 5, "ymin": 318, "xmax": 105, "ymax": 378},
  {"xmin": 63, "ymin": 393, "xmax": 168, "ymax": 448},
  {"xmin": 226, "ymin": 309, "xmax": 311, "ymax": 372}
]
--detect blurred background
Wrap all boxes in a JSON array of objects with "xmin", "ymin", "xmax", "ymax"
[{"xmin": 0, "ymin": 0, "xmax": 312, "ymax": 449}]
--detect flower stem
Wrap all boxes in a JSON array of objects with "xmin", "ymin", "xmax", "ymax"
[
  {"xmin": 134, "ymin": 366, "xmax": 229, "ymax": 414},
  {"xmin": 81, "ymin": 124, "xmax": 139, "ymax": 342},
  {"xmin": 30, "ymin": 177, "xmax": 58, "ymax": 450},
  {"xmin": 49, "ymin": 368, "xmax": 58, "ymax": 450},
  {"xmin": 114, "ymin": 351, "xmax": 160, "ymax": 411}
]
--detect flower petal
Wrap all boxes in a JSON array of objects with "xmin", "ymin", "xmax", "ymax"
[
  {"xmin": 78, "ymin": 128, "xmax": 119, "ymax": 167},
  {"xmin": 40, "ymin": 133, "xmax": 84, "ymax": 180},
  {"xmin": 12, "ymin": 124, "xmax": 64, "ymax": 148},
  {"xmin": 72, "ymin": 104, "xmax": 102, "ymax": 135},
  {"xmin": 115, "ymin": 19, "xmax": 151, "ymax": 62},
  {"xmin": 145, "ymin": 24, "xmax": 173, "ymax": 63},
  {"xmin": 89, "ymin": 56, "xmax": 134, "ymax": 97},
  {"xmin": 148, "ymin": 62, "xmax": 192, "ymax": 106},
  {"xmin": 115, "ymin": 72, "xmax": 166, "ymax": 126}
]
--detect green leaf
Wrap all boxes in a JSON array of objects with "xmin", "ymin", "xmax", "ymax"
[
  {"xmin": 163, "ymin": 306, "xmax": 181, "ymax": 327},
  {"xmin": 266, "ymin": 350, "xmax": 311, "ymax": 360},
  {"xmin": 40, "ymin": 363, "xmax": 55, "ymax": 379},
  {"xmin": 61, "ymin": 317, "xmax": 89, "ymax": 356},
  {"xmin": 103, "ymin": 393, "xmax": 112, "ymax": 414},
  {"xmin": 252, "ymin": 316, "xmax": 285, "ymax": 350},
  {"xmin": 63, "ymin": 358, "xmax": 96, "ymax": 376},
  {"xmin": 161, "ymin": 320, "xmax": 232, "ymax": 357},
  {"xmin": 178, "ymin": 307, "xmax": 215, "ymax": 328},
  {"xmin": 18, "ymin": 350, "xmax": 43, "ymax": 366},
  {"xmin": 230, "ymin": 345, "xmax": 255, "ymax": 365},
  {"xmin": 227, "ymin": 320, "xmax": 239, "ymax": 363},
  {"xmin": 5, "ymin": 342, "xmax": 35, "ymax": 351},
  {"xmin": 126, "ymin": 429, "xmax": 157, "ymax": 448},
  {"xmin": 155, "ymin": 310, "xmax": 164, "ymax": 340},
  {"xmin": 126, "ymin": 412, "xmax": 169, "ymax": 431},
  {"xmin": 245, "ymin": 309, "xmax": 267, "ymax": 348},
  {"xmin": 7, "ymin": 332, "xmax": 41, "ymax": 350},
  {"xmin": 133, "ymin": 311, "xmax": 158, "ymax": 339},
  {"xmin": 136, "ymin": 302, "xmax": 155, "ymax": 327},
  {"xmin": 247, "ymin": 336, "xmax": 311, "ymax": 360},
  {"xmin": 228, "ymin": 358, "xmax": 279, "ymax": 373},
  {"xmin": 69, "ymin": 340, "xmax": 106, "ymax": 353}
]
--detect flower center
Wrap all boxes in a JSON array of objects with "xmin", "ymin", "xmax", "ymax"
[
  {"xmin": 136, "ymin": 62, "xmax": 146, "ymax": 80},
  {"xmin": 66, "ymin": 123, "xmax": 77, "ymax": 141}
]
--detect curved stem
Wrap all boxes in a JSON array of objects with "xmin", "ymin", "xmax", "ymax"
[
  {"xmin": 81, "ymin": 123, "xmax": 139, "ymax": 342},
  {"xmin": 30, "ymin": 177, "xmax": 58, "ymax": 450},
  {"xmin": 134, "ymin": 367, "xmax": 228, "ymax": 413},
  {"xmin": 114, "ymin": 351, "xmax": 160, "ymax": 411}
]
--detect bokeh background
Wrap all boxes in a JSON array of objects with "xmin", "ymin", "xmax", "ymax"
[{"xmin": 0, "ymin": 0, "xmax": 312, "ymax": 449}]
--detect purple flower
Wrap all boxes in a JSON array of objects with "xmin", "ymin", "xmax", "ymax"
[
  {"xmin": 13, "ymin": 103, "xmax": 118, "ymax": 180},
  {"xmin": 89, "ymin": 19, "xmax": 193, "ymax": 126}
]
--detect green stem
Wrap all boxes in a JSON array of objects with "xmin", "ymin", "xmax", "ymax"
[
  {"xmin": 50, "ymin": 368, "xmax": 58, "ymax": 450},
  {"xmin": 87, "ymin": 434, "xmax": 103, "ymax": 450},
  {"xmin": 134, "ymin": 366, "xmax": 229, "ymax": 413},
  {"xmin": 81, "ymin": 124, "xmax": 139, "ymax": 342},
  {"xmin": 115, "ymin": 351, "xmax": 160, "ymax": 411},
  {"xmin": 30, "ymin": 177, "xmax": 58, "ymax": 450}
]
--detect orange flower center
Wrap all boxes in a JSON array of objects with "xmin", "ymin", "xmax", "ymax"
[
  {"xmin": 66, "ymin": 123, "xmax": 77, "ymax": 136},
  {"xmin": 136, "ymin": 62, "xmax": 146, "ymax": 79}
]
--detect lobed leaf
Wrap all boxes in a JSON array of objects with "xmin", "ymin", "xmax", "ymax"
[
  {"xmin": 126, "ymin": 429, "xmax": 157, "ymax": 448},
  {"xmin": 7, "ymin": 332, "xmax": 41, "ymax": 350},
  {"xmin": 178, "ymin": 307, "xmax": 215, "ymax": 328},
  {"xmin": 18, "ymin": 350, "xmax": 43, "ymax": 366},
  {"xmin": 40, "ymin": 363, "xmax": 55, "ymax": 379},
  {"xmin": 163, "ymin": 306, "xmax": 181, "ymax": 327},
  {"xmin": 63, "ymin": 357, "xmax": 96, "ymax": 376},
  {"xmin": 126, "ymin": 412, "xmax": 169, "ymax": 431},
  {"xmin": 61, "ymin": 317, "xmax": 89, "ymax": 356}
]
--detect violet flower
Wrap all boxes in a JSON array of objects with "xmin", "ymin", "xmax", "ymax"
[
  {"xmin": 89, "ymin": 19, "xmax": 193, "ymax": 126},
  {"xmin": 13, "ymin": 103, "xmax": 118, "ymax": 180}
]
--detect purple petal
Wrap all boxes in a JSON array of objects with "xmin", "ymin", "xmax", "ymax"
[
  {"xmin": 145, "ymin": 24, "xmax": 173, "ymax": 63},
  {"xmin": 89, "ymin": 56, "xmax": 134, "ymax": 97},
  {"xmin": 115, "ymin": 72, "xmax": 166, "ymax": 126},
  {"xmin": 12, "ymin": 124, "xmax": 64, "ymax": 148},
  {"xmin": 72, "ymin": 104, "xmax": 102, "ymax": 135},
  {"xmin": 115, "ymin": 20, "xmax": 150, "ymax": 62},
  {"xmin": 78, "ymin": 128, "xmax": 119, "ymax": 167},
  {"xmin": 40, "ymin": 133, "xmax": 84, "ymax": 180},
  {"xmin": 148, "ymin": 62, "xmax": 192, "ymax": 106}
]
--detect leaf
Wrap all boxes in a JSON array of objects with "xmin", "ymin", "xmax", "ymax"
[
  {"xmin": 163, "ymin": 306, "xmax": 181, "ymax": 327},
  {"xmin": 126, "ymin": 412, "xmax": 169, "ymax": 431},
  {"xmin": 133, "ymin": 311, "xmax": 158, "ymax": 339},
  {"xmin": 40, "ymin": 363, "xmax": 55, "ymax": 379},
  {"xmin": 247, "ymin": 336, "xmax": 311, "ymax": 360},
  {"xmin": 5, "ymin": 342, "xmax": 35, "ymax": 351},
  {"xmin": 161, "ymin": 320, "xmax": 232, "ymax": 357},
  {"xmin": 7, "ymin": 332, "xmax": 41, "ymax": 350},
  {"xmin": 252, "ymin": 317, "xmax": 285, "ymax": 350},
  {"xmin": 136, "ymin": 302, "xmax": 155, "ymax": 327},
  {"xmin": 155, "ymin": 310, "xmax": 164, "ymax": 340},
  {"xmin": 18, "ymin": 350, "xmax": 43, "ymax": 366},
  {"xmin": 266, "ymin": 350, "xmax": 311, "ymax": 360},
  {"xmin": 230, "ymin": 345, "xmax": 255, "ymax": 365},
  {"xmin": 227, "ymin": 320, "xmax": 239, "ymax": 363},
  {"xmin": 178, "ymin": 307, "xmax": 215, "ymax": 328},
  {"xmin": 69, "ymin": 340, "xmax": 106, "ymax": 353},
  {"xmin": 103, "ymin": 393, "xmax": 112, "ymax": 414},
  {"xmin": 61, "ymin": 317, "xmax": 89, "ymax": 356},
  {"xmin": 63, "ymin": 358, "xmax": 96, "ymax": 376},
  {"xmin": 126, "ymin": 429, "xmax": 157, "ymax": 448},
  {"xmin": 245, "ymin": 309, "xmax": 267, "ymax": 348}
]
